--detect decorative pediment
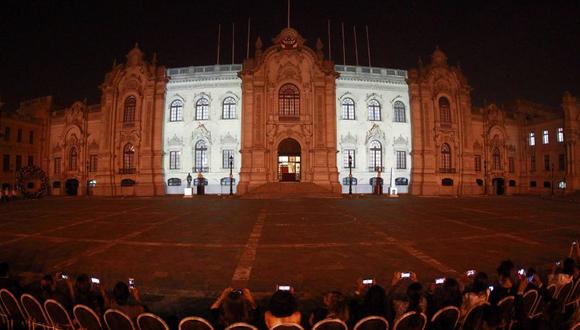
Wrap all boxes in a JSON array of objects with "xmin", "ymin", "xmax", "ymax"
[
  {"xmin": 393, "ymin": 135, "xmax": 409, "ymax": 146},
  {"xmin": 192, "ymin": 124, "xmax": 212, "ymax": 144},
  {"xmin": 365, "ymin": 124, "xmax": 386, "ymax": 144},
  {"xmin": 340, "ymin": 132, "xmax": 358, "ymax": 146},
  {"xmin": 473, "ymin": 140, "xmax": 483, "ymax": 151},
  {"xmin": 88, "ymin": 140, "xmax": 99, "ymax": 151},
  {"xmin": 120, "ymin": 130, "xmax": 140, "ymax": 145},
  {"xmin": 52, "ymin": 143, "xmax": 62, "ymax": 154},
  {"xmin": 220, "ymin": 132, "xmax": 238, "ymax": 145},
  {"xmin": 167, "ymin": 134, "xmax": 184, "ymax": 147}
]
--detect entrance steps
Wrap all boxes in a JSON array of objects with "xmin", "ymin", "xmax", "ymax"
[{"xmin": 241, "ymin": 182, "xmax": 340, "ymax": 199}]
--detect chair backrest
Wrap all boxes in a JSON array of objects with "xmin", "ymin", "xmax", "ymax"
[
  {"xmin": 565, "ymin": 280, "xmax": 580, "ymax": 307},
  {"xmin": 392, "ymin": 312, "xmax": 427, "ymax": 330},
  {"xmin": 137, "ymin": 313, "xmax": 169, "ymax": 330},
  {"xmin": 496, "ymin": 295, "xmax": 514, "ymax": 326},
  {"xmin": 546, "ymin": 284, "xmax": 557, "ymax": 299},
  {"xmin": 270, "ymin": 323, "xmax": 305, "ymax": 330},
  {"xmin": 104, "ymin": 309, "xmax": 135, "ymax": 330},
  {"xmin": 521, "ymin": 290, "xmax": 539, "ymax": 318},
  {"xmin": 430, "ymin": 306, "xmax": 460, "ymax": 330},
  {"xmin": 44, "ymin": 299, "xmax": 75, "ymax": 329},
  {"xmin": 353, "ymin": 316, "xmax": 389, "ymax": 330},
  {"xmin": 312, "ymin": 318, "xmax": 349, "ymax": 330},
  {"xmin": 224, "ymin": 322, "xmax": 259, "ymax": 330},
  {"xmin": 0, "ymin": 288, "xmax": 25, "ymax": 323},
  {"xmin": 570, "ymin": 321, "xmax": 580, "ymax": 330},
  {"xmin": 20, "ymin": 293, "xmax": 50, "ymax": 326},
  {"xmin": 179, "ymin": 316, "xmax": 215, "ymax": 330},
  {"xmin": 74, "ymin": 304, "xmax": 103, "ymax": 330},
  {"xmin": 461, "ymin": 303, "xmax": 488, "ymax": 330},
  {"xmin": 555, "ymin": 281, "xmax": 573, "ymax": 305}
]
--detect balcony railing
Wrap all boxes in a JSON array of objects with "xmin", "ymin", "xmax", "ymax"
[
  {"xmin": 439, "ymin": 168, "xmax": 457, "ymax": 173},
  {"xmin": 119, "ymin": 168, "xmax": 136, "ymax": 174},
  {"xmin": 193, "ymin": 167, "xmax": 209, "ymax": 173}
]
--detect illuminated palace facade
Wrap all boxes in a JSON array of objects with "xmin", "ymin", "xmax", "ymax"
[{"xmin": 1, "ymin": 28, "xmax": 579, "ymax": 196}]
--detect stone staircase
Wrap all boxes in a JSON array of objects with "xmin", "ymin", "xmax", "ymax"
[{"xmin": 241, "ymin": 182, "xmax": 340, "ymax": 199}]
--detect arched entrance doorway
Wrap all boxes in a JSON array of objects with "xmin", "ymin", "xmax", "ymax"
[
  {"xmin": 492, "ymin": 177, "xmax": 505, "ymax": 195},
  {"xmin": 65, "ymin": 179, "xmax": 79, "ymax": 196},
  {"xmin": 278, "ymin": 138, "xmax": 301, "ymax": 182}
]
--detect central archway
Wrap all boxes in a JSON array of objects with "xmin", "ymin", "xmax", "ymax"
[{"xmin": 278, "ymin": 138, "xmax": 301, "ymax": 182}]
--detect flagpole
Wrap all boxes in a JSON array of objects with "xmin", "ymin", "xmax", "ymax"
[
  {"xmin": 341, "ymin": 22, "xmax": 346, "ymax": 65},
  {"xmin": 353, "ymin": 25, "xmax": 359, "ymax": 66},
  {"xmin": 327, "ymin": 20, "xmax": 332, "ymax": 60},
  {"xmin": 216, "ymin": 24, "xmax": 221, "ymax": 64},
  {"xmin": 366, "ymin": 25, "xmax": 371, "ymax": 67}
]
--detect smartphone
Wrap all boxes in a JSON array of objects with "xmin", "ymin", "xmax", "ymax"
[
  {"xmin": 401, "ymin": 272, "xmax": 411, "ymax": 278},
  {"xmin": 435, "ymin": 277, "xmax": 446, "ymax": 284},
  {"xmin": 277, "ymin": 285, "xmax": 291, "ymax": 291},
  {"xmin": 488, "ymin": 285, "xmax": 494, "ymax": 292},
  {"xmin": 362, "ymin": 278, "xmax": 374, "ymax": 285},
  {"xmin": 527, "ymin": 275, "xmax": 534, "ymax": 283},
  {"xmin": 573, "ymin": 241, "xmax": 577, "ymax": 246},
  {"xmin": 128, "ymin": 278, "xmax": 135, "ymax": 288},
  {"xmin": 233, "ymin": 288, "xmax": 243, "ymax": 295},
  {"xmin": 517, "ymin": 268, "xmax": 525, "ymax": 276},
  {"xmin": 60, "ymin": 273, "xmax": 69, "ymax": 280},
  {"xmin": 90, "ymin": 277, "xmax": 100, "ymax": 284},
  {"xmin": 466, "ymin": 269, "xmax": 476, "ymax": 277},
  {"xmin": 556, "ymin": 261, "xmax": 561, "ymax": 266}
]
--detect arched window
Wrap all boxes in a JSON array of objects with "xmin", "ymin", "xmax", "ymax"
[
  {"xmin": 123, "ymin": 96, "xmax": 136, "ymax": 123},
  {"xmin": 439, "ymin": 97, "xmax": 451, "ymax": 125},
  {"xmin": 222, "ymin": 97, "xmax": 237, "ymax": 119},
  {"xmin": 195, "ymin": 98, "xmax": 209, "ymax": 120},
  {"xmin": 368, "ymin": 99, "xmax": 381, "ymax": 121},
  {"xmin": 394, "ymin": 101, "xmax": 406, "ymax": 122},
  {"xmin": 123, "ymin": 143, "xmax": 135, "ymax": 170},
  {"xmin": 194, "ymin": 140, "xmax": 208, "ymax": 172},
  {"xmin": 279, "ymin": 84, "xmax": 300, "ymax": 118},
  {"xmin": 341, "ymin": 98, "xmax": 355, "ymax": 120},
  {"xmin": 441, "ymin": 143, "xmax": 452, "ymax": 171},
  {"xmin": 169, "ymin": 100, "xmax": 183, "ymax": 122},
  {"xmin": 69, "ymin": 147, "xmax": 77, "ymax": 170},
  {"xmin": 492, "ymin": 147, "xmax": 501, "ymax": 170},
  {"xmin": 369, "ymin": 140, "xmax": 383, "ymax": 172}
]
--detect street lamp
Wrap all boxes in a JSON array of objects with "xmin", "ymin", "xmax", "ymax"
[
  {"xmin": 229, "ymin": 155, "xmax": 234, "ymax": 196},
  {"xmin": 551, "ymin": 162, "xmax": 554, "ymax": 196},
  {"xmin": 348, "ymin": 154, "xmax": 353, "ymax": 195}
]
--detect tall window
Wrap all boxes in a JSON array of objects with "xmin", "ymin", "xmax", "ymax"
[
  {"xmin": 439, "ymin": 97, "xmax": 451, "ymax": 125},
  {"xmin": 559, "ymin": 154, "xmax": 565, "ymax": 171},
  {"xmin": 2, "ymin": 155, "xmax": 9, "ymax": 172},
  {"xmin": 544, "ymin": 155, "xmax": 550, "ymax": 171},
  {"xmin": 54, "ymin": 157, "xmax": 61, "ymax": 175},
  {"xmin": 169, "ymin": 100, "xmax": 183, "ymax": 122},
  {"xmin": 341, "ymin": 98, "xmax": 355, "ymax": 120},
  {"xmin": 123, "ymin": 143, "xmax": 135, "ymax": 169},
  {"xmin": 29, "ymin": 130, "xmax": 34, "ymax": 144},
  {"xmin": 368, "ymin": 99, "xmax": 381, "ymax": 121},
  {"xmin": 530, "ymin": 154, "xmax": 536, "ymax": 172},
  {"xmin": 123, "ymin": 96, "xmax": 136, "ymax": 123},
  {"xmin": 15, "ymin": 155, "xmax": 22, "ymax": 170},
  {"xmin": 441, "ymin": 143, "xmax": 452, "ymax": 170},
  {"xmin": 369, "ymin": 141, "xmax": 382, "ymax": 171},
  {"xmin": 17, "ymin": 129, "xmax": 22, "ymax": 143},
  {"xmin": 89, "ymin": 155, "xmax": 98, "ymax": 172},
  {"xmin": 343, "ymin": 149, "xmax": 355, "ymax": 168},
  {"xmin": 542, "ymin": 129, "xmax": 549, "ymax": 144},
  {"xmin": 27, "ymin": 156, "xmax": 33, "ymax": 166},
  {"xmin": 529, "ymin": 131, "xmax": 536, "ymax": 146},
  {"xmin": 396, "ymin": 151, "xmax": 406, "ymax": 169},
  {"xmin": 279, "ymin": 84, "xmax": 300, "ymax": 117},
  {"xmin": 509, "ymin": 157, "xmax": 515, "ymax": 173},
  {"xmin": 557, "ymin": 127, "xmax": 564, "ymax": 143},
  {"xmin": 492, "ymin": 148, "xmax": 501, "ymax": 170},
  {"xmin": 222, "ymin": 97, "xmax": 236, "ymax": 119},
  {"xmin": 195, "ymin": 98, "xmax": 210, "ymax": 120},
  {"xmin": 69, "ymin": 147, "xmax": 77, "ymax": 170},
  {"xmin": 474, "ymin": 155, "xmax": 481, "ymax": 172},
  {"xmin": 222, "ymin": 149, "xmax": 234, "ymax": 169},
  {"xmin": 194, "ymin": 140, "xmax": 208, "ymax": 172},
  {"xmin": 169, "ymin": 151, "xmax": 181, "ymax": 170},
  {"xmin": 3, "ymin": 127, "xmax": 9, "ymax": 141},
  {"xmin": 394, "ymin": 101, "xmax": 406, "ymax": 122}
]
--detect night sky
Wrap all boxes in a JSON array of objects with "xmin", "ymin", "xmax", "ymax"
[{"xmin": 1, "ymin": 0, "xmax": 579, "ymax": 111}]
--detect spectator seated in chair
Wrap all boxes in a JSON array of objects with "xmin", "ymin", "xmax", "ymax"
[
  {"xmin": 426, "ymin": 277, "xmax": 462, "ymax": 318},
  {"xmin": 309, "ymin": 291, "xmax": 350, "ymax": 327},
  {"xmin": 460, "ymin": 272, "xmax": 489, "ymax": 319},
  {"xmin": 210, "ymin": 287, "xmax": 259, "ymax": 329},
  {"xmin": 0, "ymin": 262, "xmax": 21, "ymax": 295},
  {"xmin": 39, "ymin": 274, "xmax": 72, "ymax": 309},
  {"xmin": 489, "ymin": 260, "xmax": 517, "ymax": 305},
  {"xmin": 73, "ymin": 274, "xmax": 107, "ymax": 315},
  {"xmin": 264, "ymin": 289, "xmax": 301, "ymax": 329},
  {"xmin": 110, "ymin": 281, "xmax": 146, "ymax": 321}
]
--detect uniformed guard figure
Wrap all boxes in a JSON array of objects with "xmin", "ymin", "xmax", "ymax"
[
  {"xmin": 374, "ymin": 168, "xmax": 383, "ymax": 195},
  {"xmin": 186, "ymin": 173, "xmax": 192, "ymax": 188},
  {"xmin": 196, "ymin": 172, "xmax": 205, "ymax": 195}
]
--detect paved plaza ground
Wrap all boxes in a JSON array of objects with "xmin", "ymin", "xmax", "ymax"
[{"xmin": 0, "ymin": 195, "xmax": 579, "ymax": 318}]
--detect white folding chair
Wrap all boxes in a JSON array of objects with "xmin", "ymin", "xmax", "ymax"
[
  {"xmin": 225, "ymin": 322, "xmax": 259, "ymax": 330},
  {"xmin": 73, "ymin": 304, "xmax": 103, "ymax": 330},
  {"xmin": 137, "ymin": 313, "xmax": 169, "ymax": 330},
  {"xmin": 104, "ymin": 309, "xmax": 135, "ymax": 330},
  {"xmin": 179, "ymin": 316, "xmax": 215, "ymax": 330},
  {"xmin": 312, "ymin": 318, "xmax": 348, "ymax": 330},
  {"xmin": 353, "ymin": 316, "xmax": 389, "ymax": 330},
  {"xmin": 430, "ymin": 306, "xmax": 460, "ymax": 330},
  {"xmin": 393, "ymin": 311, "xmax": 427, "ymax": 330}
]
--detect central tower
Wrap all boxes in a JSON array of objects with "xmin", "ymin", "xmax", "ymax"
[{"xmin": 237, "ymin": 28, "xmax": 341, "ymax": 194}]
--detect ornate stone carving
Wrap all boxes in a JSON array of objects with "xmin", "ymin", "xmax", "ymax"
[
  {"xmin": 192, "ymin": 124, "xmax": 212, "ymax": 144},
  {"xmin": 393, "ymin": 135, "xmax": 409, "ymax": 146},
  {"xmin": 167, "ymin": 134, "xmax": 184, "ymax": 147},
  {"xmin": 220, "ymin": 132, "xmax": 238, "ymax": 146},
  {"xmin": 366, "ymin": 124, "xmax": 386, "ymax": 145}
]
